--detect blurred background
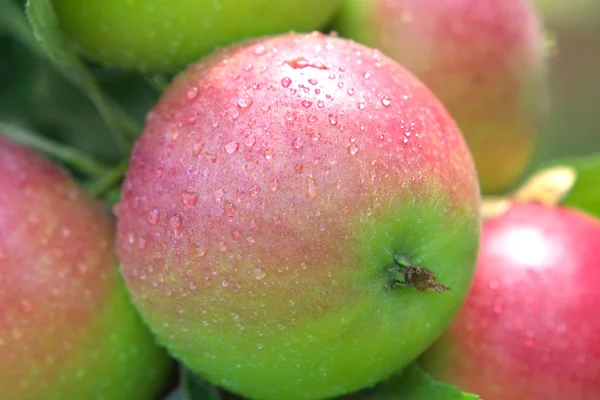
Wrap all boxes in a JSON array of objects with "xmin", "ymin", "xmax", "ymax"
[{"xmin": 532, "ymin": 0, "xmax": 600, "ymax": 165}]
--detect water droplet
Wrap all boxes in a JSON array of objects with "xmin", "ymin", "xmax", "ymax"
[
  {"xmin": 193, "ymin": 142, "xmax": 205, "ymax": 156},
  {"xmin": 381, "ymin": 97, "xmax": 391, "ymax": 107},
  {"xmin": 238, "ymin": 95, "xmax": 253, "ymax": 108},
  {"xmin": 295, "ymin": 164, "xmax": 304, "ymax": 173},
  {"xmin": 181, "ymin": 190, "xmax": 199, "ymax": 206},
  {"xmin": 348, "ymin": 143, "xmax": 358, "ymax": 155},
  {"xmin": 306, "ymin": 175, "xmax": 318, "ymax": 199},
  {"xmin": 281, "ymin": 77, "xmax": 292, "ymax": 88},
  {"xmin": 358, "ymin": 101, "xmax": 366, "ymax": 110},
  {"xmin": 347, "ymin": 88, "xmax": 355, "ymax": 95},
  {"xmin": 285, "ymin": 57, "xmax": 328, "ymax": 70},
  {"xmin": 269, "ymin": 179, "xmax": 280, "ymax": 191},
  {"xmin": 225, "ymin": 140, "xmax": 239, "ymax": 154},
  {"xmin": 246, "ymin": 236, "xmax": 256, "ymax": 245},
  {"xmin": 187, "ymin": 87, "xmax": 199, "ymax": 100},
  {"xmin": 317, "ymin": 100, "xmax": 324, "ymax": 108},
  {"xmin": 197, "ymin": 246, "xmax": 208, "ymax": 257},
  {"xmin": 403, "ymin": 137, "xmax": 409, "ymax": 144},
  {"xmin": 328, "ymin": 115, "xmax": 337, "ymax": 125},
  {"xmin": 147, "ymin": 209, "xmax": 160, "ymax": 225},
  {"xmin": 223, "ymin": 201, "xmax": 237, "ymax": 215},
  {"xmin": 301, "ymin": 100, "xmax": 313, "ymax": 108},
  {"xmin": 244, "ymin": 135, "xmax": 256, "ymax": 148},
  {"xmin": 293, "ymin": 137, "xmax": 304, "ymax": 149},
  {"xmin": 307, "ymin": 115, "xmax": 318, "ymax": 123},
  {"xmin": 205, "ymin": 152, "xmax": 217, "ymax": 163},
  {"xmin": 284, "ymin": 111, "xmax": 297, "ymax": 121},
  {"xmin": 253, "ymin": 267, "xmax": 266, "ymax": 280},
  {"xmin": 264, "ymin": 149, "xmax": 275, "ymax": 160},
  {"xmin": 170, "ymin": 215, "xmax": 182, "ymax": 231},
  {"xmin": 308, "ymin": 78, "xmax": 318, "ymax": 85},
  {"xmin": 249, "ymin": 218, "xmax": 260, "ymax": 232},
  {"xmin": 310, "ymin": 131, "xmax": 321, "ymax": 141},
  {"xmin": 214, "ymin": 187, "xmax": 225, "ymax": 201},
  {"xmin": 222, "ymin": 280, "xmax": 229, "ymax": 288},
  {"xmin": 363, "ymin": 72, "xmax": 371, "ymax": 79},
  {"xmin": 249, "ymin": 185, "xmax": 261, "ymax": 197}
]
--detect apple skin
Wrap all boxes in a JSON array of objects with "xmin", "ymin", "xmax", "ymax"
[
  {"xmin": 52, "ymin": 0, "xmax": 341, "ymax": 72},
  {"xmin": 332, "ymin": 0, "xmax": 549, "ymax": 194},
  {"xmin": 420, "ymin": 202, "xmax": 600, "ymax": 399},
  {"xmin": 116, "ymin": 32, "xmax": 481, "ymax": 400},
  {"xmin": 0, "ymin": 137, "xmax": 173, "ymax": 399}
]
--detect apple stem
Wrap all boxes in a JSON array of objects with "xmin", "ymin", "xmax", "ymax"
[{"xmin": 388, "ymin": 254, "xmax": 451, "ymax": 293}]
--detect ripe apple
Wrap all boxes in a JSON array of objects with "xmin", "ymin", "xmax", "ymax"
[
  {"xmin": 0, "ymin": 136, "xmax": 173, "ymax": 399},
  {"xmin": 332, "ymin": 0, "xmax": 549, "ymax": 194},
  {"xmin": 116, "ymin": 32, "xmax": 481, "ymax": 400},
  {"xmin": 52, "ymin": 0, "xmax": 341, "ymax": 72},
  {"xmin": 420, "ymin": 202, "xmax": 600, "ymax": 399}
]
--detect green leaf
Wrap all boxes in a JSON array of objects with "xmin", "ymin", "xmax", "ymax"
[
  {"xmin": 343, "ymin": 364, "xmax": 480, "ymax": 400},
  {"xmin": 179, "ymin": 368, "xmax": 222, "ymax": 400},
  {"xmin": 1, "ymin": 0, "xmax": 141, "ymax": 152},
  {"xmin": 0, "ymin": 122, "xmax": 109, "ymax": 178},
  {"xmin": 540, "ymin": 153, "xmax": 600, "ymax": 219}
]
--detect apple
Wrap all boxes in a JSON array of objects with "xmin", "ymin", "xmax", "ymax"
[
  {"xmin": 420, "ymin": 202, "xmax": 600, "ymax": 399},
  {"xmin": 52, "ymin": 0, "xmax": 341, "ymax": 72},
  {"xmin": 116, "ymin": 32, "xmax": 481, "ymax": 400},
  {"xmin": 0, "ymin": 136, "xmax": 173, "ymax": 399},
  {"xmin": 332, "ymin": 0, "xmax": 549, "ymax": 194}
]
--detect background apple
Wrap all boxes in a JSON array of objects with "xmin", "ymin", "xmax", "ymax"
[
  {"xmin": 51, "ymin": 0, "xmax": 341, "ymax": 72},
  {"xmin": 420, "ymin": 202, "xmax": 600, "ymax": 399},
  {"xmin": 0, "ymin": 136, "xmax": 173, "ymax": 399},
  {"xmin": 116, "ymin": 32, "xmax": 481, "ymax": 400},
  {"xmin": 332, "ymin": 0, "xmax": 549, "ymax": 194}
]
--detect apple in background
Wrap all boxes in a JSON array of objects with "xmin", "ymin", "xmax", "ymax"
[
  {"xmin": 332, "ymin": 0, "xmax": 549, "ymax": 194},
  {"xmin": 52, "ymin": 0, "xmax": 341, "ymax": 72},
  {"xmin": 420, "ymin": 202, "xmax": 600, "ymax": 399},
  {"xmin": 0, "ymin": 136, "xmax": 173, "ymax": 399},
  {"xmin": 116, "ymin": 32, "xmax": 481, "ymax": 400}
]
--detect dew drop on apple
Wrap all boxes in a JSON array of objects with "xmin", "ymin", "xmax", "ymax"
[
  {"xmin": 301, "ymin": 100, "xmax": 312, "ymax": 108},
  {"xmin": 292, "ymin": 137, "xmax": 304, "ymax": 150},
  {"xmin": 310, "ymin": 131, "xmax": 321, "ymax": 141},
  {"xmin": 281, "ymin": 77, "xmax": 292, "ymax": 88},
  {"xmin": 187, "ymin": 87, "xmax": 199, "ymax": 100},
  {"xmin": 269, "ymin": 179, "xmax": 280, "ymax": 191},
  {"xmin": 249, "ymin": 218, "xmax": 260, "ymax": 232},
  {"xmin": 306, "ymin": 175, "xmax": 318, "ymax": 199},
  {"xmin": 348, "ymin": 143, "xmax": 358, "ymax": 155},
  {"xmin": 284, "ymin": 111, "xmax": 297, "ymax": 121},
  {"xmin": 180, "ymin": 190, "xmax": 199, "ymax": 206},
  {"xmin": 249, "ymin": 185, "xmax": 261, "ymax": 197},
  {"xmin": 221, "ymin": 280, "xmax": 229, "ymax": 288},
  {"xmin": 252, "ymin": 267, "xmax": 266, "ymax": 280},
  {"xmin": 358, "ymin": 101, "xmax": 366, "ymax": 110},
  {"xmin": 263, "ymin": 149, "xmax": 275, "ymax": 160},
  {"xmin": 224, "ymin": 140, "xmax": 239, "ymax": 154},
  {"xmin": 170, "ymin": 214, "xmax": 182, "ymax": 231},
  {"xmin": 381, "ymin": 97, "xmax": 391, "ymax": 107},
  {"xmin": 253, "ymin": 45, "xmax": 266, "ymax": 56},
  {"xmin": 488, "ymin": 280, "xmax": 500, "ymax": 290}
]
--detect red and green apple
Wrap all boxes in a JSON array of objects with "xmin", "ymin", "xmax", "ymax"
[
  {"xmin": 420, "ymin": 202, "xmax": 600, "ymax": 399},
  {"xmin": 333, "ymin": 0, "xmax": 549, "ymax": 194},
  {"xmin": 116, "ymin": 32, "xmax": 481, "ymax": 400},
  {"xmin": 0, "ymin": 136, "xmax": 173, "ymax": 399}
]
